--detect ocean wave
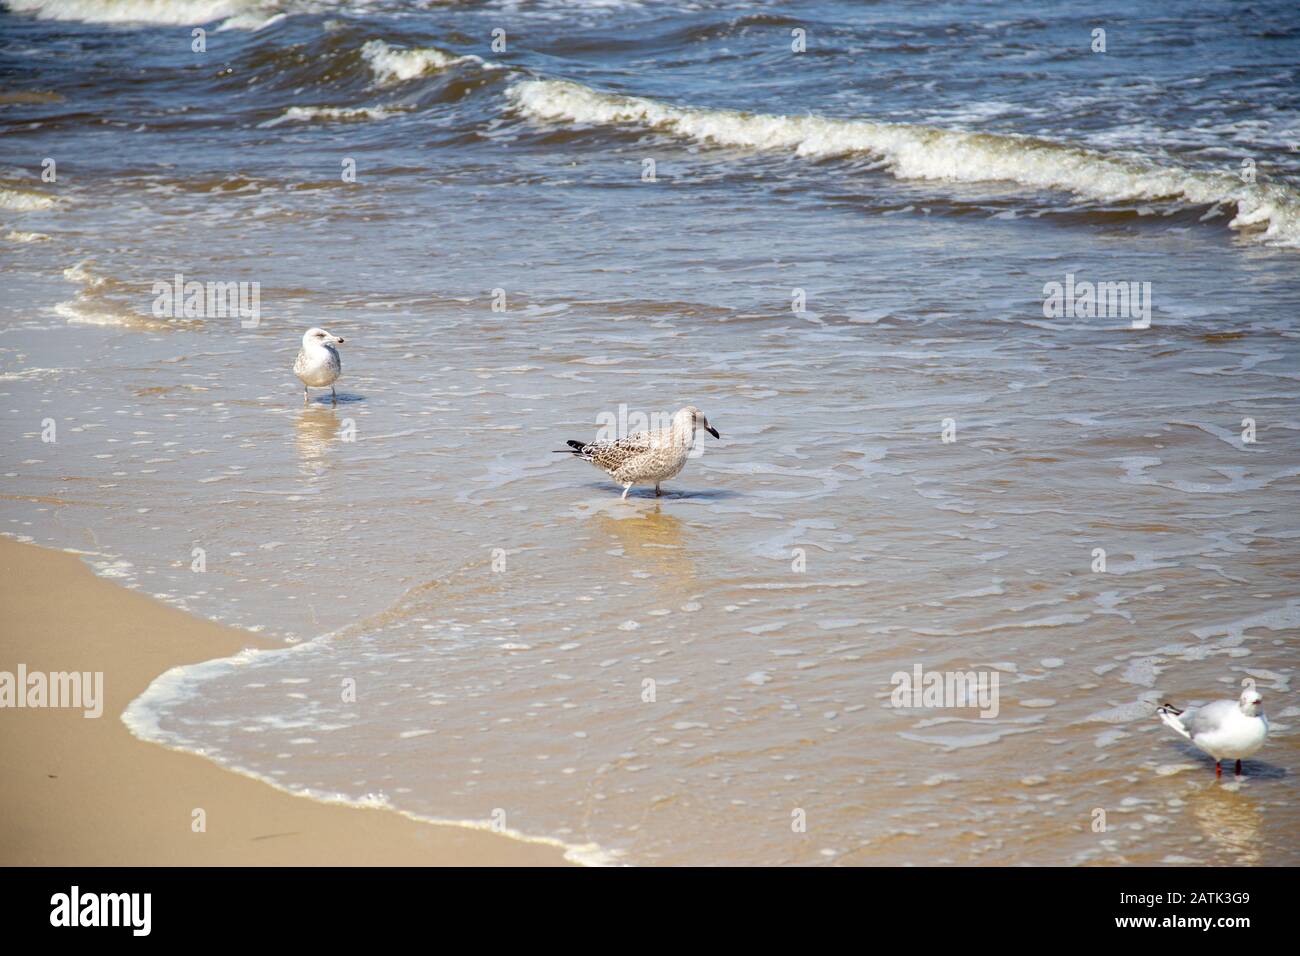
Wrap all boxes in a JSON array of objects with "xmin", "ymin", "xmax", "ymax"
[
  {"xmin": 119, "ymin": 630, "xmax": 620, "ymax": 866},
  {"xmin": 0, "ymin": 185, "xmax": 59, "ymax": 211},
  {"xmin": 506, "ymin": 79, "xmax": 1300, "ymax": 248},
  {"xmin": 3, "ymin": 0, "xmax": 316, "ymax": 30},
  {"xmin": 258, "ymin": 103, "xmax": 406, "ymax": 127},
  {"xmin": 55, "ymin": 260, "xmax": 185, "ymax": 330},
  {"xmin": 360, "ymin": 39, "xmax": 492, "ymax": 86}
]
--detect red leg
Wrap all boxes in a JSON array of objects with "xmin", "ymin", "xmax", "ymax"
[
  {"xmin": 1235, "ymin": 759, "xmax": 1243, "ymax": 776},
  {"xmin": 1215, "ymin": 761, "xmax": 1222, "ymax": 778}
]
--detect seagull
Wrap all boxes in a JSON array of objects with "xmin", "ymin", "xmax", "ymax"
[
  {"xmin": 1157, "ymin": 687, "xmax": 1268, "ymax": 777},
  {"xmin": 556, "ymin": 405, "xmax": 720, "ymax": 499},
  {"xmin": 293, "ymin": 327, "xmax": 344, "ymax": 405}
]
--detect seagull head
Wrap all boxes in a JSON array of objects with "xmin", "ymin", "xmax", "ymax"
[
  {"xmin": 303, "ymin": 327, "xmax": 345, "ymax": 349},
  {"xmin": 1239, "ymin": 688, "xmax": 1263, "ymax": 717},
  {"xmin": 676, "ymin": 405, "xmax": 720, "ymax": 440}
]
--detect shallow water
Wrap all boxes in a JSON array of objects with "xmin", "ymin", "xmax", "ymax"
[{"xmin": 2, "ymin": 0, "xmax": 1298, "ymax": 864}]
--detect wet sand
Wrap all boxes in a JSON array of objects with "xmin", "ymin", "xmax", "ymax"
[{"xmin": 0, "ymin": 536, "xmax": 569, "ymax": 866}]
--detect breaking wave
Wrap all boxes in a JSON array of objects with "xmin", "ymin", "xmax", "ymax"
[
  {"xmin": 0, "ymin": 185, "xmax": 59, "ymax": 211},
  {"xmin": 360, "ymin": 39, "xmax": 493, "ymax": 86},
  {"xmin": 258, "ymin": 103, "xmax": 407, "ymax": 127},
  {"xmin": 507, "ymin": 79, "xmax": 1300, "ymax": 247},
  {"xmin": 3, "ymin": 0, "xmax": 319, "ymax": 31}
]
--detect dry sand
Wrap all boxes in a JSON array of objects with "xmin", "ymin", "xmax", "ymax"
[{"xmin": 0, "ymin": 536, "xmax": 570, "ymax": 866}]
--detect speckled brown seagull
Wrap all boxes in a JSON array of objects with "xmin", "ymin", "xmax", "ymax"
[{"xmin": 556, "ymin": 405, "xmax": 720, "ymax": 499}]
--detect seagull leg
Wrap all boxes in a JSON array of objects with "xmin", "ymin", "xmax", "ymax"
[
  {"xmin": 1235, "ymin": 759, "xmax": 1243, "ymax": 776},
  {"xmin": 303, "ymin": 386, "xmax": 309, "ymax": 406},
  {"xmin": 655, "ymin": 483, "xmax": 661, "ymax": 497},
  {"xmin": 331, "ymin": 385, "xmax": 337, "ymax": 406},
  {"xmin": 621, "ymin": 484, "xmax": 631, "ymax": 500},
  {"xmin": 1215, "ymin": 761, "xmax": 1222, "ymax": 778}
]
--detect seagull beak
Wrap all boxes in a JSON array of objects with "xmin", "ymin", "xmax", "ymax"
[
  {"xmin": 335, "ymin": 336, "xmax": 345, "ymax": 344},
  {"xmin": 706, "ymin": 425, "xmax": 720, "ymax": 439}
]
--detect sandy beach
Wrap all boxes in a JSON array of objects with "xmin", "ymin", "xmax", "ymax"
[{"xmin": 0, "ymin": 536, "xmax": 569, "ymax": 866}]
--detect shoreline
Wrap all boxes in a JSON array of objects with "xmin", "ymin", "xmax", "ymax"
[{"xmin": 0, "ymin": 536, "xmax": 572, "ymax": 866}]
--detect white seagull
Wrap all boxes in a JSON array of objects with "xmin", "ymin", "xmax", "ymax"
[
  {"xmin": 293, "ymin": 327, "xmax": 345, "ymax": 405},
  {"xmin": 1157, "ymin": 687, "xmax": 1268, "ymax": 777},
  {"xmin": 556, "ymin": 405, "xmax": 720, "ymax": 499}
]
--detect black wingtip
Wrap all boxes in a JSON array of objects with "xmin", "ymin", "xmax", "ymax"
[{"xmin": 566, "ymin": 440, "xmax": 586, "ymax": 451}]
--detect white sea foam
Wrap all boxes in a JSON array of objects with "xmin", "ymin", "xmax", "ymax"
[
  {"xmin": 2, "ymin": 0, "xmax": 308, "ymax": 29},
  {"xmin": 53, "ymin": 302, "xmax": 127, "ymax": 326},
  {"xmin": 120, "ymin": 639, "xmax": 620, "ymax": 866},
  {"xmin": 0, "ymin": 366, "xmax": 66, "ymax": 381},
  {"xmin": 0, "ymin": 186, "xmax": 58, "ymax": 211},
  {"xmin": 55, "ymin": 261, "xmax": 119, "ymax": 324},
  {"xmin": 216, "ymin": 9, "xmax": 286, "ymax": 31},
  {"xmin": 5, "ymin": 0, "xmax": 254, "ymax": 25},
  {"xmin": 507, "ymin": 79, "xmax": 1300, "ymax": 247},
  {"xmin": 61, "ymin": 260, "xmax": 104, "ymax": 287},
  {"xmin": 360, "ymin": 39, "xmax": 487, "ymax": 86},
  {"xmin": 54, "ymin": 260, "xmax": 161, "ymax": 328},
  {"xmin": 1191, "ymin": 600, "xmax": 1300, "ymax": 642},
  {"xmin": 258, "ymin": 104, "xmax": 405, "ymax": 127}
]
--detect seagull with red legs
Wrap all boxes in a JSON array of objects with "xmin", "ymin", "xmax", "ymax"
[{"xmin": 1157, "ymin": 686, "xmax": 1268, "ymax": 778}]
